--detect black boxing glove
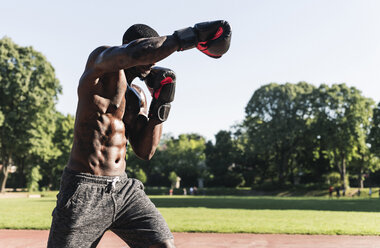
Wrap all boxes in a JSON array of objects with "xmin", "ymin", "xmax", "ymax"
[
  {"xmin": 125, "ymin": 85, "xmax": 142, "ymax": 115},
  {"xmin": 173, "ymin": 20, "xmax": 232, "ymax": 58},
  {"xmin": 144, "ymin": 67, "xmax": 176, "ymax": 122}
]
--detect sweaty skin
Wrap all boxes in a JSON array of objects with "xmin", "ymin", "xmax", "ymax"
[{"xmin": 67, "ymin": 36, "xmax": 179, "ymax": 176}]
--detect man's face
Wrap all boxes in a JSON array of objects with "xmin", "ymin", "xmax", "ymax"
[
  {"xmin": 126, "ymin": 64, "xmax": 154, "ymax": 81},
  {"xmin": 135, "ymin": 64, "xmax": 154, "ymax": 80}
]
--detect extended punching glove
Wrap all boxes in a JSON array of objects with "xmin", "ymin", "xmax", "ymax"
[
  {"xmin": 173, "ymin": 20, "xmax": 232, "ymax": 58},
  {"xmin": 144, "ymin": 67, "xmax": 176, "ymax": 122}
]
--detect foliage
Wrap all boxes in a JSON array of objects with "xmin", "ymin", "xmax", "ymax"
[
  {"xmin": 0, "ymin": 111, "xmax": 4, "ymax": 127},
  {"xmin": 0, "ymin": 37, "xmax": 61, "ymax": 192},
  {"xmin": 43, "ymin": 112, "xmax": 74, "ymax": 189},
  {"xmin": 242, "ymin": 82, "xmax": 375, "ymax": 188},
  {"xmin": 168, "ymin": 171, "xmax": 178, "ymax": 188},
  {"xmin": 325, "ymin": 172, "xmax": 342, "ymax": 188},
  {"xmin": 26, "ymin": 165, "xmax": 42, "ymax": 192},
  {"xmin": 368, "ymin": 102, "xmax": 380, "ymax": 157},
  {"xmin": 313, "ymin": 84, "xmax": 374, "ymax": 189},
  {"xmin": 125, "ymin": 145, "xmax": 150, "ymax": 183},
  {"xmin": 148, "ymin": 133, "xmax": 206, "ymax": 187},
  {"xmin": 135, "ymin": 168, "xmax": 147, "ymax": 184},
  {"xmin": 244, "ymin": 82, "xmax": 316, "ymax": 185},
  {"xmin": 205, "ymin": 130, "xmax": 245, "ymax": 187},
  {"xmin": 123, "ymin": 82, "xmax": 380, "ymax": 189}
]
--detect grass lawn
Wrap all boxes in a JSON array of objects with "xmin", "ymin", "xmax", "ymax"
[{"xmin": 1, "ymin": 195, "xmax": 380, "ymax": 235}]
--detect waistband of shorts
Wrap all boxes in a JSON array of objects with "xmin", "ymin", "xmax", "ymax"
[{"xmin": 63, "ymin": 167, "xmax": 128, "ymax": 185}]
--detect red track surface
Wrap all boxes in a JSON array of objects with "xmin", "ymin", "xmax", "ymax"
[{"xmin": 1, "ymin": 230, "xmax": 380, "ymax": 248}]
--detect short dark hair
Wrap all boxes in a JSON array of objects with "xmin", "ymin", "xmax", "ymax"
[{"xmin": 122, "ymin": 24, "xmax": 159, "ymax": 44}]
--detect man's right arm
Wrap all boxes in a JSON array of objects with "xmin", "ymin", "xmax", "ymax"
[
  {"xmin": 92, "ymin": 36, "xmax": 179, "ymax": 78},
  {"xmin": 88, "ymin": 20, "xmax": 231, "ymax": 79}
]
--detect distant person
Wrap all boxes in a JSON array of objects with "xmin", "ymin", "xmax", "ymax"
[
  {"xmin": 358, "ymin": 189, "xmax": 361, "ymax": 197},
  {"xmin": 189, "ymin": 187, "xmax": 194, "ymax": 195},
  {"xmin": 193, "ymin": 186, "xmax": 198, "ymax": 195},
  {"xmin": 369, "ymin": 187, "xmax": 372, "ymax": 198},
  {"xmin": 47, "ymin": 20, "xmax": 231, "ymax": 248},
  {"xmin": 342, "ymin": 187, "xmax": 346, "ymax": 197},
  {"xmin": 336, "ymin": 187, "xmax": 340, "ymax": 198},
  {"xmin": 329, "ymin": 186, "xmax": 333, "ymax": 198},
  {"xmin": 183, "ymin": 188, "xmax": 187, "ymax": 196}
]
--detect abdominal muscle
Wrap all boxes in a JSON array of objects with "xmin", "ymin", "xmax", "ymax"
[{"xmin": 67, "ymin": 112, "xmax": 128, "ymax": 176}]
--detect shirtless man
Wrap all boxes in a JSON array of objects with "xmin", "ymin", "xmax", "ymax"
[{"xmin": 47, "ymin": 20, "xmax": 231, "ymax": 248}]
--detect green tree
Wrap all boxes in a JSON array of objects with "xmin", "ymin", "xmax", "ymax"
[
  {"xmin": 166, "ymin": 134, "xmax": 206, "ymax": 186},
  {"xmin": 368, "ymin": 102, "xmax": 380, "ymax": 157},
  {"xmin": 125, "ymin": 145, "xmax": 150, "ymax": 183},
  {"xmin": 151, "ymin": 133, "xmax": 206, "ymax": 187},
  {"xmin": 325, "ymin": 172, "xmax": 342, "ymax": 188},
  {"xmin": 244, "ymin": 82, "xmax": 315, "ymax": 185},
  {"xmin": 168, "ymin": 171, "xmax": 178, "ymax": 188},
  {"xmin": 40, "ymin": 112, "xmax": 74, "ymax": 189},
  {"xmin": 205, "ymin": 130, "xmax": 244, "ymax": 187},
  {"xmin": 0, "ymin": 37, "xmax": 61, "ymax": 192},
  {"xmin": 0, "ymin": 111, "xmax": 4, "ymax": 126},
  {"xmin": 26, "ymin": 165, "xmax": 42, "ymax": 192},
  {"xmin": 124, "ymin": 133, "xmax": 206, "ymax": 187},
  {"xmin": 351, "ymin": 150, "xmax": 380, "ymax": 188},
  {"xmin": 314, "ymin": 84, "xmax": 374, "ymax": 189},
  {"xmin": 135, "ymin": 168, "xmax": 147, "ymax": 184}
]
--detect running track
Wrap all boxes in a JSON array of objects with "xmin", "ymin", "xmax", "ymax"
[{"xmin": 1, "ymin": 230, "xmax": 380, "ymax": 248}]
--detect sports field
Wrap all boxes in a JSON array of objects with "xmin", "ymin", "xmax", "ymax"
[{"xmin": 1, "ymin": 195, "xmax": 379, "ymax": 235}]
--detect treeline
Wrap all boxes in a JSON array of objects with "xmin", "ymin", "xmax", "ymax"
[
  {"xmin": 242, "ymin": 82, "xmax": 380, "ymax": 189},
  {"xmin": 124, "ymin": 82, "xmax": 380, "ymax": 190},
  {"xmin": 1, "ymin": 37, "xmax": 380, "ymax": 192}
]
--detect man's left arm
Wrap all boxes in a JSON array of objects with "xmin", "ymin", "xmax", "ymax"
[{"xmin": 125, "ymin": 67, "xmax": 176, "ymax": 160}]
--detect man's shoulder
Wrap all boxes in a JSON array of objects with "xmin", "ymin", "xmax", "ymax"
[
  {"xmin": 79, "ymin": 46, "xmax": 111, "ymax": 84},
  {"xmin": 91, "ymin": 46, "xmax": 110, "ymax": 56},
  {"xmin": 86, "ymin": 46, "xmax": 110, "ymax": 68}
]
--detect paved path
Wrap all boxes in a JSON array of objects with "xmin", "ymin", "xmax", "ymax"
[{"xmin": 1, "ymin": 230, "xmax": 380, "ymax": 248}]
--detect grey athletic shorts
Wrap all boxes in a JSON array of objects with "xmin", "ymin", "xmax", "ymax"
[{"xmin": 47, "ymin": 167, "xmax": 173, "ymax": 248}]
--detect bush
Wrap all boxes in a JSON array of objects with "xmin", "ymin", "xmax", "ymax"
[
  {"xmin": 324, "ymin": 172, "xmax": 349, "ymax": 188},
  {"xmin": 207, "ymin": 172, "xmax": 245, "ymax": 188},
  {"xmin": 135, "ymin": 169, "xmax": 147, "ymax": 184},
  {"xmin": 26, "ymin": 166, "xmax": 42, "ymax": 192},
  {"xmin": 168, "ymin": 171, "xmax": 178, "ymax": 189},
  {"xmin": 144, "ymin": 186, "xmax": 254, "ymax": 196}
]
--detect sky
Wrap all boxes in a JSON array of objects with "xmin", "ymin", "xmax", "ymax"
[{"xmin": 1, "ymin": 0, "xmax": 380, "ymax": 140}]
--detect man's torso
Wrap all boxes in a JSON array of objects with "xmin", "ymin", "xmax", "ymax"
[{"xmin": 68, "ymin": 56, "xmax": 130, "ymax": 176}]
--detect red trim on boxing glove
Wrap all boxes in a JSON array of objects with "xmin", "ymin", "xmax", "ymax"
[
  {"xmin": 212, "ymin": 27, "xmax": 224, "ymax": 40},
  {"xmin": 197, "ymin": 48, "xmax": 222, "ymax": 58},
  {"xmin": 196, "ymin": 27, "xmax": 224, "ymax": 58},
  {"xmin": 154, "ymin": 77, "xmax": 174, "ymax": 99}
]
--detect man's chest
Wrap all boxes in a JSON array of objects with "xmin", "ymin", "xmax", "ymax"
[{"xmin": 92, "ymin": 71, "xmax": 127, "ymax": 117}]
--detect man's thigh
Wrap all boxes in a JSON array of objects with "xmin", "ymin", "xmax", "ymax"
[
  {"xmin": 48, "ymin": 182, "xmax": 113, "ymax": 248},
  {"xmin": 111, "ymin": 179, "xmax": 174, "ymax": 248}
]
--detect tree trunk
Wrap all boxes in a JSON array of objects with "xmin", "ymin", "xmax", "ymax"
[
  {"xmin": 278, "ymin": 154, "xmax": 285, "ymax": 185},
  {"xmin": 259, "ymin": 163, "xmax": 268, "ymax": 184},
  {"xmin": 358, "ymin": 168, "xmax": 364, "ymax": 189},
  {"xmin": 0, "ymin": 159, "xmax": 9, "ymax": 193},
  {"xmin": 341, "ymin": 157, "xmax": 347, "ymax": 189},
  {"xmin": 335, "ymin": 150, "xmax": 346, "ymax": 189},
  {"xmin": 359, "ymin": 176, "xmax": 364, "ymax": 188}
]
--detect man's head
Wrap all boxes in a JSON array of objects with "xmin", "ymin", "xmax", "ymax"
[
  {"xmin": 122, "ymin": 24, "xmax": 159, "ymax": 45},
  {"xmin": 123, "ymin": 24, "xmax": 159, "ymax": 81}
]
